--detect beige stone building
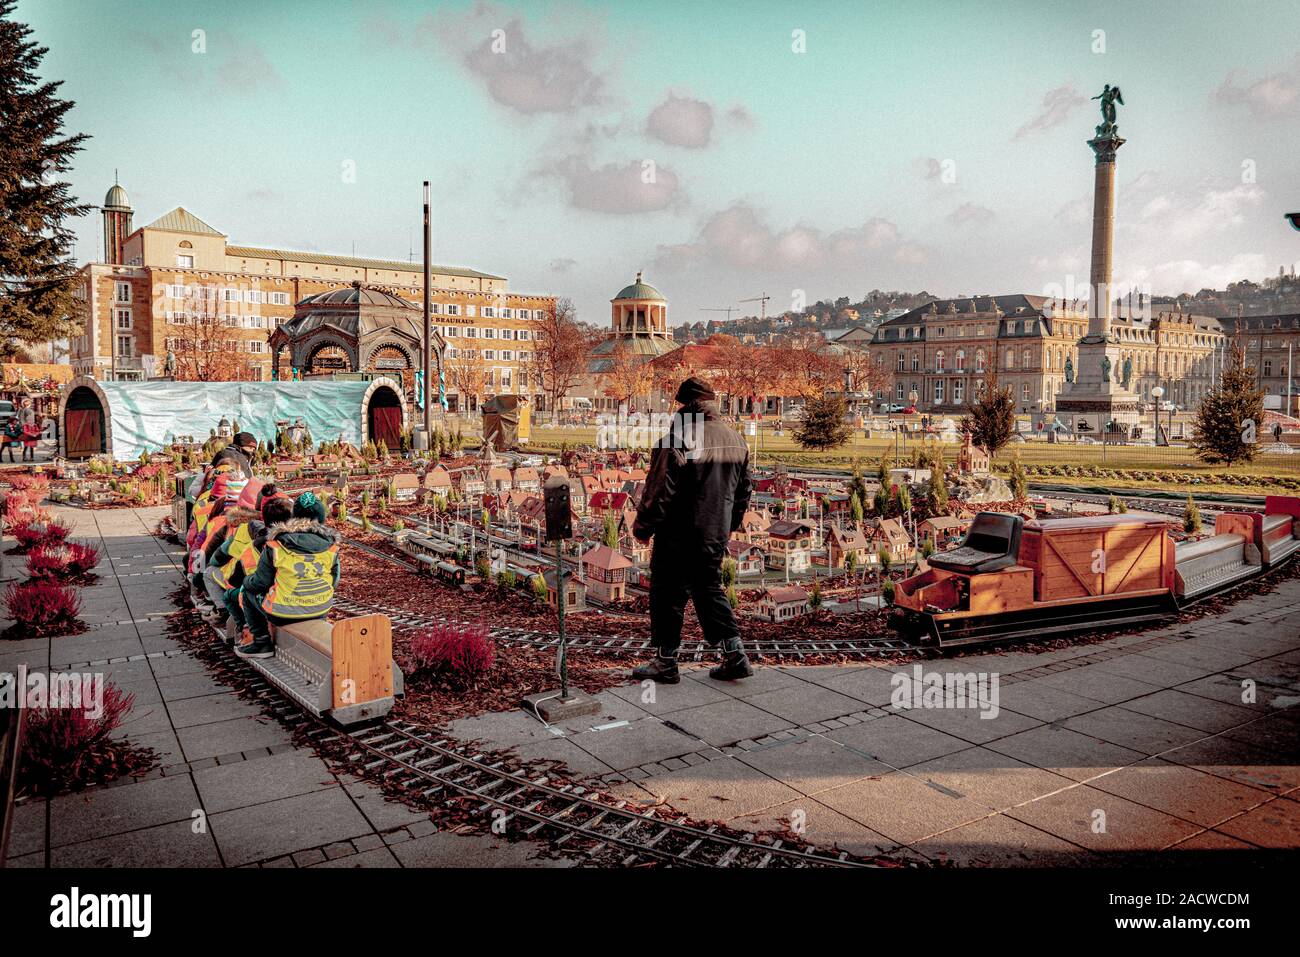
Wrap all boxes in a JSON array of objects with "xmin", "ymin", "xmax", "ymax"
[
  {"xmin": 69, "ymin": 181, "xmax": 555, "ymax": 403},
  {"xmin": 863, "ymin": 294, "xmax": 1230, "ymax": 414}
]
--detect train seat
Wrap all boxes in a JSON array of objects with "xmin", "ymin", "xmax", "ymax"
[{"xmin": 928, "ymin": 512, "xmax": 1024, "ymax": 575}]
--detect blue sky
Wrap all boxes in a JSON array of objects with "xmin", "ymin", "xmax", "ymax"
[{"xmin": 21, "ymin": 0, "xmax": 1300, "ymax": 325}]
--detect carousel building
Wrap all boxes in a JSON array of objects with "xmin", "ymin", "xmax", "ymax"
[{"xmin": 269, "ymin": 283, "xmax": 445, "ymax": 395}]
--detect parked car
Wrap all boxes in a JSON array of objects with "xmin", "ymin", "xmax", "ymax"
[{"xmin": 0, "ymin": 400, "xmax": 14, "ymax": 427}]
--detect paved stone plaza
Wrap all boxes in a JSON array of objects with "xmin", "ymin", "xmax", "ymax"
[
  {"xmin": 2, "ymin": 506, "xmax": 564, "ymax": 869},
  {"xmin": 3, "ymin": 504, "xmax": 1297, "ymax": 867}
]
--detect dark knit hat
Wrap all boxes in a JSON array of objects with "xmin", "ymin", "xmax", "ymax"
[
  {"xmin": 674, "ymin": 376, "xmax": 716, "ymax": 404},
  {"xmin": 293, "ymin": 491, "xmax": 326, "ymax": 524},
  {"xmin": 234, "ymin": 431, "xmax": 257, "ymax": 448}
]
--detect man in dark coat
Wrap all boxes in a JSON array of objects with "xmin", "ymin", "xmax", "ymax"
[
  {"xmin": 631, "ymin": 377, "xmax": 753, "ymax": 683},
  {"xmin": 211, "ymin": 431, "xmax": 257, "ymax": 480}
]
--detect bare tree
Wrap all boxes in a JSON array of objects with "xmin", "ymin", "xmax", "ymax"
[
  {"xmin": 448, "ymin": 347, "xmax": 487, "ymax": 412},
  {"xmin": 533, "ymin": 298, "xmax": 594, "ymax": 420},
  {"xmin": 167, "ymin": 304, "xmax": 251, "ymax": 381},
  {"xmin": 599, "ymin": 341, "xmax": 653, "ymax": 411}
]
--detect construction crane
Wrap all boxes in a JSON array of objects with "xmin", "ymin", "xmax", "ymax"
[
  {"xmin": 701, "ymin": 307, "xmax": 737, "ymax": 321},
  {"xmin": 739, "ymin": 293, "xmax": 771, "ymax": 321}
]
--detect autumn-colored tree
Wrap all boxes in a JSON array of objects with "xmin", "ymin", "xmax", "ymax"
[
  {"xmin": 169, "ymin": 308, "xmax": 250, "ymax": 381},
  {"xmin": 961, "ymin": 369, "xmax": 1016, "ymax": 454},
  {"xmin": 448, "ymin": 347, "xmax": 488, "ymax": 410},
  {"xmin": 599, "ymin": 341, "xmax": 653, "ymax": 410},
  {"xmin": 532, "ymin": 298, "xmax": 594, "ymax": 419},
  {"xmin": 717, "ymin": 339, "xmax": 775, "ymax": 415}
]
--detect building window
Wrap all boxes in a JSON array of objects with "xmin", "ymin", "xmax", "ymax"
[
  {"xmin": 955, "ymin": 350, "xmax": 965, "ymax": 371},
  {"xmin": 116, "ymin": 335, "xmax": 132, "ymax": 357},
  {"xmin": 463, "ymin": 327, "xmax": 476, "ymax": 338},
  {"xmin": 502, "ymin": 308, "xmax": 514, "ymax": 318},
  {"xmin": 114, "ymin": 282, "xmax": 131, "ymax": 303},
  {"xmin": 502, "ymin": 350, "xmax": 513, "ymax": 361},
  {"xmin": 176, "ymin": 254, "xmax": 194, "ymax": 268},
  {"xmin": 911, "ymin": 352, "xmax": 919, "ymax": 372},
  {"xmin": 1022, "ymin": 383, "xmax": 1031, "ymax": 402},
  {"xmin": 482, "ymin": 307, "xmax": 496, "ymax": 318},
  {"xmin": 430, "ymin": 303, "xmax": 442, "ymax": 314},
  {"xmin": 1022, "ymin": 348, "xmax": 1031, "ymax": 369},
  {"xmin": 896, "ymin": 383, "xmax": 905, "ymax": 400},
  {"xmin": 114, "ymin": 308, "xmax": 132, "ymax": 330},
  {"xmin": 501, "ymin": 329, "xmax": 515, "ymax": 340},
  {"xmin": 517, "ymin": 329, "xmax": 531, "ymax": 340},
  {"xmin": 935, "ymin": 351, "xmax": 945, "ymax": 372},
  {"xmin": 446, "ymin": 304, "xmax": 460, "ymax": 316},
  {"xmin": 975, "ymin": 349, "xmax": 986, "ymax": 373},
  {"xmin": 1006, "ymin": 348, "xmax": 1015, "ymax": 368},
  {"xmin": 483, "ymin": 328, "xmax": 495, "ymax": 339},
  {"xmin": 934, "ymin": 380, "xmax": 945, "ymax": 404},
  {"xmin": 483, "ymin": 350, "xmax": 496, "ymax": 361},
  {"xmin": 953, "ymin": 379, "xmax": 964, "ymax": 404},
  {"xmin": 896, "ymin": 352, "xmax": 905, "ymax": 372},
  {"xmin": 269, "ymin": 292, "xmax": 290, "ymax": 306}
]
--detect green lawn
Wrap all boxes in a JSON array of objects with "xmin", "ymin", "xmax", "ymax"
[{"xmin": 522, "ymin": 422, "xmax": 1299, "ymax": 494}]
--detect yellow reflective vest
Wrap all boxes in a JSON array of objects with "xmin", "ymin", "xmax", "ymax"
[
  {"xmin": 212, "ymin": 523, "xmax": 259, "ymax": 591},
  {"xmin": 261, "ymin": 540, "xmax": 338, "ymax": 619}
]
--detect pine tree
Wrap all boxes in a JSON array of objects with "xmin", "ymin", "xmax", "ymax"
[
  {"xmin": 794, "ymin": 394, "xmax": 852, "ymax": 450},
  {"xmin": 1192, "ymin": 340, "xmax": 1265, "ymax": 465},
  {"xmin": 849, "ymin": 491, "xmax": 864, "ymax": 524},
  {"xmin": 1008, "ymin": 453, "xmax": 1028, "ymax": 501},
  {"xmin": 1183, "ymin": 493, "xmax": 1202, "ymax": 535},
  {"xmin": 601, "ymin": 512, "xmax": 618, "ymax": 547},
  {"xmin": 848, "ymin": 460, "xmax": 867, "ymax": 506},
  {"xmin": 962, "ymin": 376, "xmax": 1016, "ymax": 454},
  {"xmin": 926, "ymin": 468, "xmax": 948, "ymax": 516},
  {"xmin": 809, "ymin": 575, "xmax": 822, "ymax": 609},
  {"xmin": 0, "ymin": 2, "xmax": 90, "ymax": 347}
]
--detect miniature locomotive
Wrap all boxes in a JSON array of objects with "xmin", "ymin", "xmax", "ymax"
[{"xmin": 891, "ymin": 496, "xmax": 1300, "ymax": 647}]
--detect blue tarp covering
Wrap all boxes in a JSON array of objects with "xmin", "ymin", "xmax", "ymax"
[{"xmin": 96, "ymin": 380, "xmax": 377, "ymax": 460}]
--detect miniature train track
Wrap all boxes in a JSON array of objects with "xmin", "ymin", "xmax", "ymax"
[
  {"xmin": 334, "ymin": 531, "xmax": 913, "ymax": 659},
  {"xmin": 202, "ymin": 642, "xmax": 872, "ymax": 868}
]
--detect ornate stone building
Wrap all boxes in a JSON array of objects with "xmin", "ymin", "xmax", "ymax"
[
  {"xmin": 864, "ymin": 295, "xmax": 1229, "ymax": 415},
  {"xmin": 68, "ymin": 179, "xmax": 555, "ymax": 387},
  {"xmin": 581, "ymin": 273, "xmax": 679, "ymax": 412}
]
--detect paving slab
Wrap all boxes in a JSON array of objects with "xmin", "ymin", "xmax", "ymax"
[
  {"xmin": 984, "ymin": 724, "xmax": 1147, "ymax": 782},
  {"xmin": 193, "ymin": 750, "xmax": 338, "ymax": 814},
  {"xmin": 617, "ymin": 754, "xmax": 804, "ymax": 819},
  {"xmin": 666, "ymin": 697, "xmax": 796, "ymax": 747},
  {"xmin": 729, "ymin": 798, "xmax": 902, "ymax": 858},
  {"xmin": 815, "ymin": 771, "xmax": 994, "ymax": 846},
  {"xmin": 50, "ymin": 773, "xmax": 201, "ymax": 847},
  {"xmin": 388, "ymin": 832, "xmax": 574, "ymax": 868},
  {"xmin": 906, "ymin": 746, "xmax": 1075, "ymax": 810},
  {"xmin": 911, "ymin": 813, "xmax": 1094, "ymax": 867},
  {"xmin": 1087, "ymin": 758, "xmax": 1273, "ymax": 827},
  {"xmin": 567, "ymin": 717, "xmax": 702, "ymax": 770},
  {"xmin": 735, "ymin": 733, "xmax": 892, "ymax": 796},
  {"xmin": 1212, "ymin": 798, "xmax": 1300, "ymax": 849},
  {"xmin": 1003, "ymin": 784, "xmax": 1203, "ymax": 852},
  {"xmin": 51, "ymin": 819, "xmax": 222, "ymax": 867},
  {"xmin": 826, "ymin": 713, "xmax": 973, "ymax": 769},
  {"xmin": 176, "ymin": 714, "xmax": 292, "ymax": 762},
  {"xmin": 211, "ymin": 787, "xmax": 374, "ymax": 867}
]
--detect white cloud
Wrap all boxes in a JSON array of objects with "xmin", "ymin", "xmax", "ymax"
[
  {"xmin": 1014, "ymin": 84, "xmax": 1087, "ymax": 139},
  {"xmin": 646, "ymin": 94, "xmax": 715, "ymax": 148},
  {"xmin": 947, "ymin": 203, "xmax": 995, "ymax": 227},
  {"xmin": 1214, "ymin": 59, "xmax": 1300, "ymax": 118},
  {"xmin": 543, "ymin": 157, "xmax": 681, "ymax": 214}
]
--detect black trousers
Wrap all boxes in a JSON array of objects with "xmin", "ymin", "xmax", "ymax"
[{"xmin": 649, "ymin": 537, "xmax": 741, "ymax": 655}]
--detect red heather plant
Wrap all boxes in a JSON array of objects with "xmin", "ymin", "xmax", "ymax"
[
  {"xmin": 17, "ymin": 679, "xmax": 138, "ymax": 796},
  {"xmin": 66, "ymin": 540, "xmax": 101, "ymax": 576},
  {"xmin": 26, "ymin": 543, "xmax": 73, "ymax": 579},
  {"xmin": 3, "ymin": 580, "xmax": 82, "ymax": 636},
  {"xmin": 410, "ymin": 622, "xmax": 494, "ymax": 688},
  {"xmin": 11, "ymin": 517, "xmax": 71, "ymax": 552}
]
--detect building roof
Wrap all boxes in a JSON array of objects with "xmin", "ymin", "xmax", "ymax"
[
  {"xmin": 145, "ymin": 207, "xmax": 226, "ymax": 236},
  {"xmin": 104, "ymin": 183, "xmax": 130, "ymax": 209},
  {"xmin": 278, "ymin": 284, "xmax": 426, "ymax": 344},
  {"xmin": 762, "ymin": 585, "xmax": 809, "ymax": 604},
  {"xmin": 582, "ymin": 543, "xmax": 634, "ymax": 571},
  {"xmin": 225, "ymin": 245, "xmax": 505, "ymax": 281},
  {"xmin": 768, "ymin": 519, "xmax": 813, "ymax": 538},
  {"xmin": 613, "ymin": 273, "xmax": 665, "ymax": 302}
]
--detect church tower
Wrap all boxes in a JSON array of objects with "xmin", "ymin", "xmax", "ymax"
[{"xmin": 102, "ymin": 175, "xmax": 133, "ymax": 265}]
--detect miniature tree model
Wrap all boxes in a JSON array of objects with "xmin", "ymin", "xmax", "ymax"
[
  {"xmin": 1182, "ymin": 493, "xmax": 1202, "ymax": 535},
  {"xmin": 962, "ymin": 373, "xmax": 1016, "ymax": 454}
]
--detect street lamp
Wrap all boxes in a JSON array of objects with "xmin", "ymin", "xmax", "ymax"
[{"xmin": 1150, "ymin": 385, "xmax": 1164, "ymax": 444}]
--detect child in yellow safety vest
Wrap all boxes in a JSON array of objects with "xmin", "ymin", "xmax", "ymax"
[
  {"xmin": 198, "ymin": 479, "xmax": 271, "ymax": 622},
  {"xmin": 219, "ymin": 493, "xmax": 293, "ymax": 639},
  {"xmin": 236, "ymin": 491, "xmax": 340, "ymax": 659}
]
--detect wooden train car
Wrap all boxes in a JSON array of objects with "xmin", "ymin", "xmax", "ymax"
[
  {"xmin": 223, "ymin": 613, "xmax": 404, "ymax": 727},
  {"xmin": 435, "ymin": 561, "xmax": 466, "ymax": 585},
  {"xmin": 892, "ymin": 497, "xmax": 1300, "ymax": 647}
]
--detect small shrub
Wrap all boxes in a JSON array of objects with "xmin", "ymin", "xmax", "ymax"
[
  {"xmin": 410, "ymin": 622, "xmax": 494, "ymax": 687},
  {"xmin": 26, "ymin": 543, "xmax": 73, "ymax": 579},
  {"xmin": 16, "ymin": 679, "xmax": 138, "ymax": 796},
  {"xmin": 530, "ymin": 574, "xmax": 548, "ymax": 602},
  {"xmin": 881, "ymin": 580, "xmax": 896, "ymax": 605},
  {"xmin": 12, "ymin": 518, "xmax": 71, "ymax": 552},
  {"xmin": 66, "ymin": 541, "xmax": 101, "ymax": 576},
  {"xmin": 4, "ymin": 580, "xmax": 82, "ymax": 636}
]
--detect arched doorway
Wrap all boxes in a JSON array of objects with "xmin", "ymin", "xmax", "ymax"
[
  {"xmin": 365, "ymin": 382, "xmax": 404, "ymax": 450},
  {"xmin": 63, "ymin": 384, "xmax": 106, "ymax": 458}
]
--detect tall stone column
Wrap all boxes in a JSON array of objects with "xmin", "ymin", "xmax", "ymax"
[{"xmin": 1086, "ymin": 132, "xmax": 1124, "ymax": 342}]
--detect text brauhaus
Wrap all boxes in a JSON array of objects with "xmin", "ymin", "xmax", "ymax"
[{"xmin": 890, "ymin": 665, "xmax": 1000, "ymax": 719}]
